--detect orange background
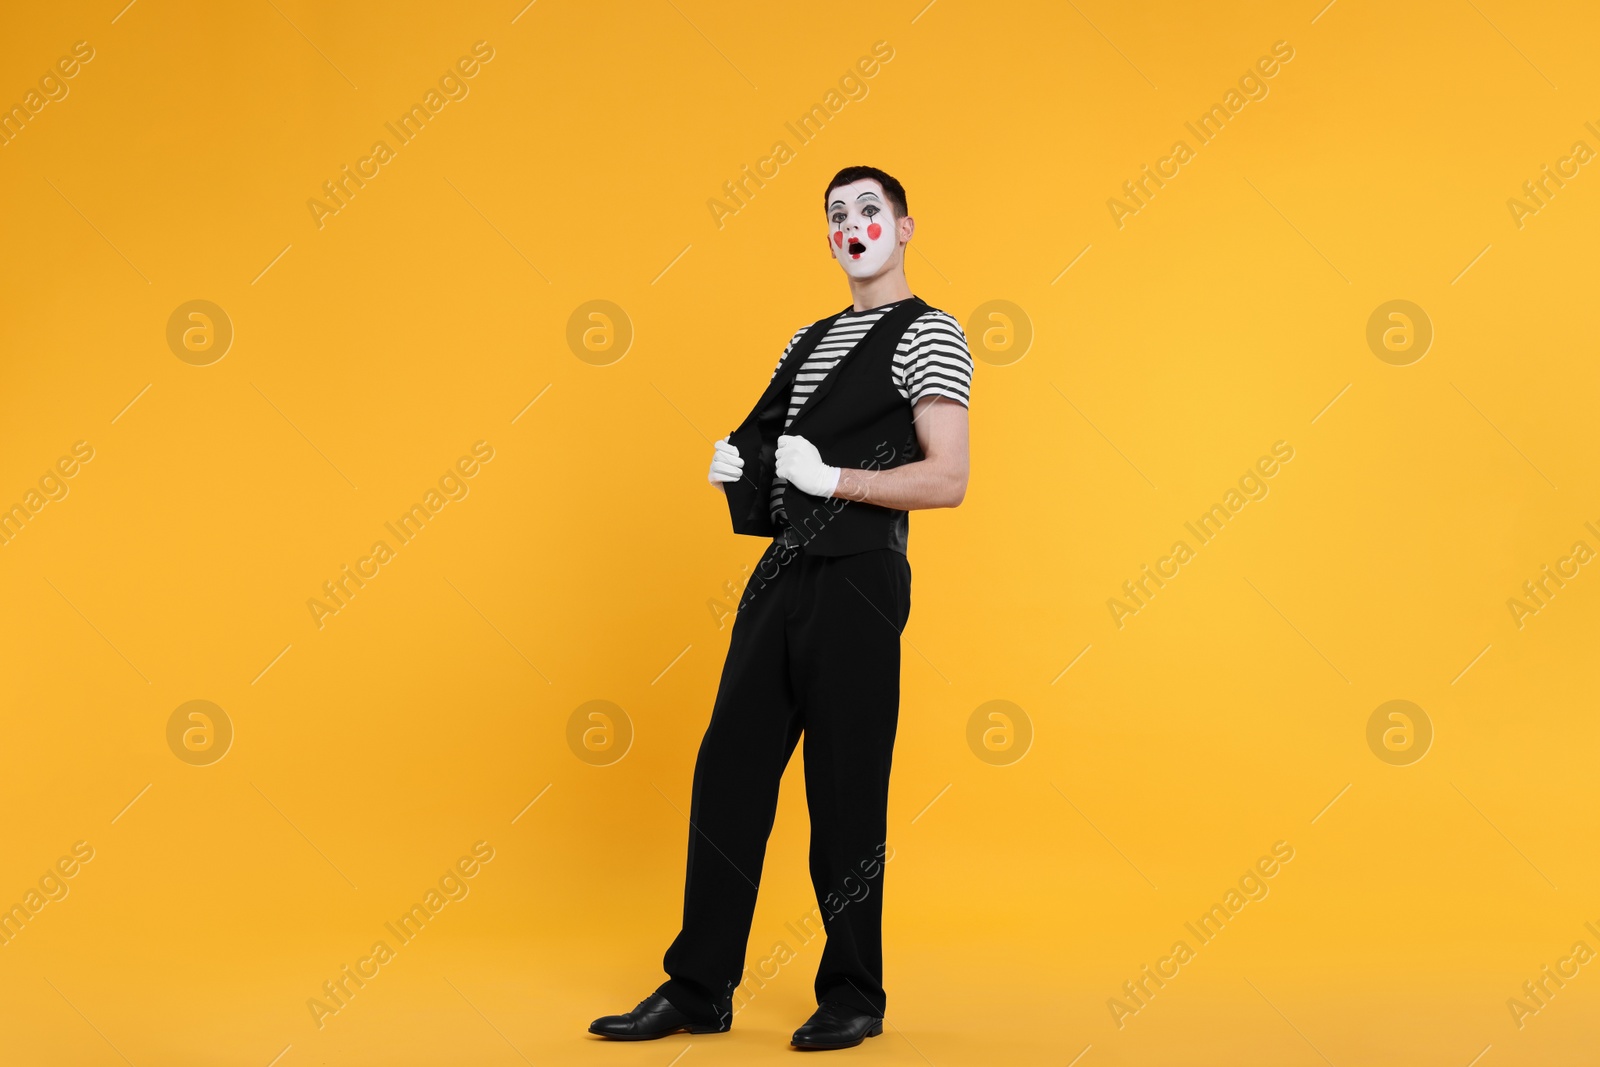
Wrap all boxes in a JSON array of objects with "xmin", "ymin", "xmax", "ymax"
[{"xmin": 2, "ymin": 1, "xmax": 1597, "ymax": 1064}]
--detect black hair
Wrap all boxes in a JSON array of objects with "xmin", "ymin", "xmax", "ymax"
[{"xmin": 823, "ymin": 165, "xmax": 908, "ymax": 220}]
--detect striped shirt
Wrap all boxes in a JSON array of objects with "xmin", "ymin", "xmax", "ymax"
[{"xmin": 769, "ymin": 298, "xmax": 973, "ymax": 525}]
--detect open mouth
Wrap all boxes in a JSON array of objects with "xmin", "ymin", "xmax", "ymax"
[{"xmin": 847, "ymin": 239, "xmax": 866, "ymax": 257}]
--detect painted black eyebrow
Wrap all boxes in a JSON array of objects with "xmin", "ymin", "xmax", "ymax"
[{"xmin": 828, "ymin": 193, "xmax": 882, "ymax": 210}]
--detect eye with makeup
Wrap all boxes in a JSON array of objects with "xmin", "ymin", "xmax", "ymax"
[{"xmin": 830, "ymin": 204, "xmax": 880, "ymax": 226}]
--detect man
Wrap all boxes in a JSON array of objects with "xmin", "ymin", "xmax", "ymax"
[{"xmin": 590, "ymin": 165, "xmax": 972, "ymax": 1051}]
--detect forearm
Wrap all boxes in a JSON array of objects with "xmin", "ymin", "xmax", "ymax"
[{"xmin": 833, "ymin": 456, "xmax": 965, "ymax": 510}]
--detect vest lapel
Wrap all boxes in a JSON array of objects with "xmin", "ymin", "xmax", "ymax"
[
  {"xmin": 749, "ymin": 308, "xmax": 847, "ymax": 426},
  {"xmin": 788, "ymin": 297, "xmax": 925, "ymax": 430},
  {"xmin": 721, "ymin": 309, "xmax": 845, "ymax": 535}
]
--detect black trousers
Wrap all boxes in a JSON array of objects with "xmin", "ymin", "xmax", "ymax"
[{"xmin": 657, "ymin": 538, "xmax": 911, "ymax": 1023}]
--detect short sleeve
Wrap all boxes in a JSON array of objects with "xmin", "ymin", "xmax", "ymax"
[{"xmin": 900, "ymin": 311, "xmax": 973, "ymax": 407}]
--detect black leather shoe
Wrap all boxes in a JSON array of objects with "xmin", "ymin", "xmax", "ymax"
[
  {"xmin": 589, "ymin": 992, "xmax": 730, "ymax": 1040},
  {"xmin": 791, "ymin": 1001, "xmax": 884, "ymax": 1050}
]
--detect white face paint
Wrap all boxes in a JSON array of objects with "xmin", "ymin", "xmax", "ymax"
[{"xmin": 826, "ymin": 179, "xmax": 897, "ymax": 279}]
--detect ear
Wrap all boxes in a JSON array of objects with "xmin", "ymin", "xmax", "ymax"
[{"xmin": 899, "ymin": 214, "xmax": 915, "ymax": 242}]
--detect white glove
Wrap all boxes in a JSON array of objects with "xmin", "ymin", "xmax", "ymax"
[
  {"xmin": 708, "ymin": 436, "xmax": 743, "ymax": 486},
  {"xmin": 774, "ymin": 434, "xmax": 840, "ymax": 498}
]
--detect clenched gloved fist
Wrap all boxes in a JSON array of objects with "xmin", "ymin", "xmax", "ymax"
[
  {"xmin": 775, "ymin": 434, "xmax": 840, "ymax": 498},
  {"xmin": 708, "ymin": 436, "xmax": 743, "ymax": 487}
]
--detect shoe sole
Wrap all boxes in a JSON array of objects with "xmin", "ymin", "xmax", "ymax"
[
  {"xmin": 791, "ymin": 1020, "xmax": 884, "ymax": 1050},
  {"xmin": 588, "ymin": 1025, "xmax": 730, "ymax": 1041}
]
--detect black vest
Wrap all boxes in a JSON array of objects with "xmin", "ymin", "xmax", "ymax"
[{"xmin": 723, "ymin": 296, "xmax": 931, "ymax": 557}]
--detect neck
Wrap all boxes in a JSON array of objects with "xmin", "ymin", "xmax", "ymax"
[{"xmin": 846, "ymin": 265, "xmax": 912, "ymax": 312}]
